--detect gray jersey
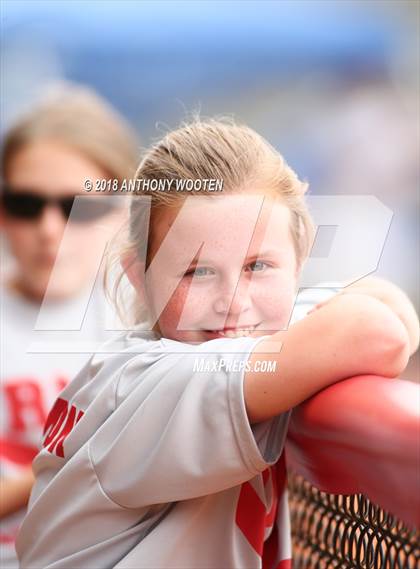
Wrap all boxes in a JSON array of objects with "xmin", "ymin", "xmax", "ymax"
[{"xmin": 16, "ymin": 286, "xmax": 339, "ymax": 569}]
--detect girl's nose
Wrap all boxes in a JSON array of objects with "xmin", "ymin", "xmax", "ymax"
[
  {"xmin": 213, "ymin": 295, "xmax": 231, "ymax": 314},
  {"xmin": 213, "ymin": 283, "xmax": 252, "ymax": 316}
]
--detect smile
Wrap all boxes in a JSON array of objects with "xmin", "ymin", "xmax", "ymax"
[{"xmin": 205, "ymin": 324, "xmax": 259, "ymax": 338}]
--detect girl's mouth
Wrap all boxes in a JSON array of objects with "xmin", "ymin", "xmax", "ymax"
[{"xmin": 204, "ymin": 324, "xmax": 259, "ymax": 339}]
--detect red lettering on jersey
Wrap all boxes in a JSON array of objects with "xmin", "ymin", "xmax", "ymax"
[
  {"xmin": 262, "ymin": 454, "xmax": 290, "ymax": 569},
  {"xmin": 236, "ymin": 460, "xmax": 285, "ymax": 557},
  {"xmin": 265, "ymin": 468, "xmax": 279, "ymax": 530},
  {"xmin": 4, "ymin": 380, "xmax": 46, "ymax": 430},
  {"xmin": 236, "ymin": 452, "xmax": 291, "ymax": 565},
  {"xmin": 53, "ymin": 406, "xmax": 84, "ymax": 458},
  {"xmin": 236, "ymin": 480, "xmax": 266, "ymax": 555},
  {"xmin": 43, "ymin": 398, "xmax": 68, "ymax": 446},
  {"xmin": 43, "ymin": 397, "xmax": 84, "ymax": 458}
]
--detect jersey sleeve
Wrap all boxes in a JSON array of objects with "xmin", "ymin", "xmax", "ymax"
[
  {"xmin": 250, "ymin": 284, "xmax": 343, "ymax": 464},
  {"xmin": 89, "ymin": 335, "xmax": 288, "ymax": 509},
  {"xmin": 290, "ymin": 283, "xmax": 342, "ymax": 324}
]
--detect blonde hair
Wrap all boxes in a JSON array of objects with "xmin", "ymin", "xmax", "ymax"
[
  {"xmin": 1, "ymin": 84, "xmax": 139, "ymax": 183},
  {"xmin": 110, "ymin": 117, "xmax": 315, "ymax": 326}
]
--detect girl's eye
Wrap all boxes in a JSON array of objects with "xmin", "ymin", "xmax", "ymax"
[
  {"xmin": 186, "ymin": 267, "xmax": 215, "ymax": 278},
  {"xmin": 247, "ymin": 261, "xmax": 269, "ymax": 272}
]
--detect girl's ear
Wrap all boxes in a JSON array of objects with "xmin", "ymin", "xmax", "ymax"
[{"xmin": 120, "ymin": 250, "xmax": 147, "ymax": 301}]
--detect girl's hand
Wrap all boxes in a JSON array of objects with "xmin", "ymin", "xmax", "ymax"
[
  {"xmin": 307, "ymin": 278, "xmax": 419, "ymax": 355},
  {"xmin": 307, "ymin": 290, "xmax": 370, "ymax": 315}
]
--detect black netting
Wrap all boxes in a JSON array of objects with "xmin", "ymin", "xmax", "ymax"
[{"xmin": 288, "ymin": 471, "xmax": 420, "ymax": 569}]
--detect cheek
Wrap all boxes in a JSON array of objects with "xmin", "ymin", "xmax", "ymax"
[
  {"xmin": 254, "ymin": 273, "xmax": 297, "ymax": 321},
  {"xmin": 159, "ymin": 287, "xmax": 188, "ymax": 329},
  {"xmin": 158, "ymin": 281, "xmax": 209, "ymax": 332}
]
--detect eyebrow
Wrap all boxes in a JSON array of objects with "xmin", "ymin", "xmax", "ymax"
[
  {"xmin": 186, "ymin": 249, "xmax": 282, "ymax": 268},
  {"xmin": 246, "ymin": 249, "xmax": 282, "ymax": 261}
]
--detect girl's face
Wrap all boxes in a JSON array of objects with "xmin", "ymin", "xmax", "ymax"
[
  {"xmin": 145, "ymin": 193, "xmax": 299, "ymax": 343},
  {"xmin": 1, "ymin": 140, "xmax": 114, "ymax": 301}
]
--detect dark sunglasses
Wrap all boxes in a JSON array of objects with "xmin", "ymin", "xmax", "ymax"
[{"xmin": 1, "ymin": 186, "xmax": 118, "ymax": 223}]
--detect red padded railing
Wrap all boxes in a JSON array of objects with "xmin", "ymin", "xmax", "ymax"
[{"xmin": 286, "ymin": 375, "xmax": 419, "ymax": 568}]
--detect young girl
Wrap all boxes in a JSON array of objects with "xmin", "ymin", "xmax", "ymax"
[
  {"xmin": 16, "ymin": 119, "xmax": 418, "ymax": 569},
  {"xmin": 0, "ymin": 86, "xmax": 138, "ymax": 568}
]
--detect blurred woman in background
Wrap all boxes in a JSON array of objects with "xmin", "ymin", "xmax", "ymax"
[{"xmin": 0, "ymin": 85, "xmax": 139, "ymax": 568}]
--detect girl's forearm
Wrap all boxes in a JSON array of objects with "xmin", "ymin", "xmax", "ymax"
[{"xmin": 245, "ymin": 293, "xmax": 410, "ymax": 423}]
